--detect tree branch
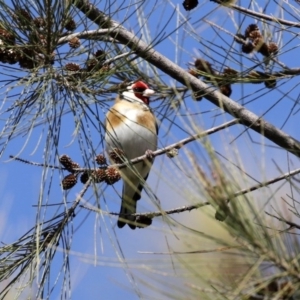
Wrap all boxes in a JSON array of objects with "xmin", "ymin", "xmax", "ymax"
[
  {"xmin": 81, "ymin": 166, "xmax": 300, "ymax": 220},
  {"xmin": 212, "ymin": 0, "xmax": 300, "ymax": 28},
  {"xmin": 10, "ymin": 119, "xmax": 239, "ymax": 171},
  {"xmin": 72, "ymin": 0, "xmax": 300, "ymax": 158}
]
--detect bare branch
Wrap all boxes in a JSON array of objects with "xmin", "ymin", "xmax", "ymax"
[
  {"xmin": 81, "ymin": 166, "xmax": 300, "ymax": 220},
  {"xmin": 72, "ymin": 0, "xmax": 300, "ymax": 159},
  {"xmin": 211, "ymin": 0, "xmax": 300, "ymax": 28}
]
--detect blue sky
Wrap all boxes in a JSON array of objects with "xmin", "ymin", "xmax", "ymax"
[{"xmin": 1, "ymin": 0, "xmax": 300, "ymax": 299}]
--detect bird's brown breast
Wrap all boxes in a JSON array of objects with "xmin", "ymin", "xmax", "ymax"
[{"xmin": 106, "ymin": 100, "xmax": 156, "ymax": 134}]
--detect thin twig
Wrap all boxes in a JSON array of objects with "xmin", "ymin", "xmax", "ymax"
[
  {"xmin": 72, "ymin": 0, "xmax": 300, "ymax": 159},
  {"xmin": 81, "ymin": 166, "xmax": 300, "ymax": 219},
  {"xmin": 212, "ymin": 0, "xmax": 300, "ymax": 28},
  {"xmin": 265, "ymin": 212, "xmax": 300, "ymax": 230},
  {"xmin": 10, "ymin": 119, "xmax": 239, "ymax": 171}
]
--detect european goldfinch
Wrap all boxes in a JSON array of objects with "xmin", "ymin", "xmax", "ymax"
[{"xmin": 105, "ymin": 81, "xmax": 158, "ymax": 229}]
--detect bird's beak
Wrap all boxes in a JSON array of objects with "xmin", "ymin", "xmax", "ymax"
[{"xmin": 143, "ymin": 89, "xmax": 155, "ymax": 97}]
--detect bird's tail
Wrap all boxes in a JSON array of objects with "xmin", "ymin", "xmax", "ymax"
[{"xmin": 118, "ymin": 199, "xmax": 137, "ymax": 229}]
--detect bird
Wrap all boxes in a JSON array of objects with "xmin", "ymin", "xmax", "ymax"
[{"xmin": 105, "ymin": 81, "xmax": 158, "ymax": 229}]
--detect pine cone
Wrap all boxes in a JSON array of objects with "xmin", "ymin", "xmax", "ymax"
[
  {"xmin": 95, "ymin": 154, "xmax": 107, "ymax": 165},
  {"xmin": 14, "ymin": 8, "xmax": 32, "ymax": 26},
  {"xmin": 182, "ymin": 0, "xmax": 199, "ymax": 11},
  {"xmin": 219, "ymin": 85, "xmax": 232, "ymax": 97},
  {"xmin": 86, "ymin": 58, "xmax": 98, "ymax": 71},
  {"xmin": 94, "ymin": 49, "xmax": 106, "ymax": 61},
  {"xmin": 109, "ymin": 148, "xmax": 125, "ymax": 164},
  {"xmin": 244, "ymin": 24, "xmax": 259, "ymax": 38},
  {"xmin": 0, "ymin": 29, "xmax": 15, "ymax": 45},
  {"xmin": 194, "ymin": 58, "xmax": 213, "ymax": 74},
  {"xmin": 92, "ymin": 168, "xmax": 107, "ymax": 183},
  {"xmin": 265, "ymin": 79, "xmax": 276, "ymax": 89},
  {"xmin": 65, "ymin": 62, "xmax": 80, "ymax": 72},
  {"xmin": 68, "ymin": 37, "xmax": 81, "ymax": 49},
  {"xmin": 64, "ymin": 17, "xmax": 77, "ymax": 31},
  {"xmin": 71, "ymin": 162, "xmax": 80, "ymax": 171},
  {"xmin": 62, "ymin": 174, "xmax": 77, "ymax": 190},
  {"xmin": 248, "ymin": 30, "xmax": 262, "ymax": 40},
  {"xmin": 105, "ymin": 167, "xmax": 121, "ymax": 185},
  {"xmin": 33, "ymin": 17, "xmax": 45, "ymax": 28},
  {"xmin": 258, "ymin": 43, "xmax": 270, "ymax": 56},
  {"xmin": 59, "ymin": 155, "xmax": 79, "ymax": 173},
  {"xmin": 80, "ymin": 171, "xmax": 90, "ymax": 184},
  {"xmin": 253, "ymin": 38, "xmax": 269, "ymax": 56},
  {"xmin": 6, "ymin": 49, "xmax": 19, "ymax": 64},
  {"xmin": 19, "ymin": 48, "xmax": 37, "ymax": 69},
  {"xmin": 241, "ymin": 42, "xmax": 255, "ymax": 54},
  {"xmin": 268, "ymin": 42, "xmax": 278, "ymax": 55}
]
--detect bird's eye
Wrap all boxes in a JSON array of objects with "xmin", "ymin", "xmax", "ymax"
[{"xmin": 133, "ymin": 87, "xmax": 145, "ymax": 93}]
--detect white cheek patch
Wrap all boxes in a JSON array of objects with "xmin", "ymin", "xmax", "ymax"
[{"xmin": 122, "ymin": 91, "xmax": 144, "ymax": 103}]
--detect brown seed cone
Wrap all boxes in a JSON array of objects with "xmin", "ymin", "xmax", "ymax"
[
  {"xmin": 6, "ymin": 49, "xmax": 19, "ymax": 64},
  {"xmin": 241, "ymin": 42, "xmax": 254, "ymax": 54},
  {"xmin": 95, "ymin": 154, "xmax": 107, "ymax": 165},
  {"xmin": 0, "ymin": 29, "xmax": 15, "ymax": 45},
  {"xmin": 80, "ymin": 171, "xmax": 90, "ymax": 184},
  {"xmin": 71, "ymin": 162, "xmax": 80, "ymax": 172},
  {"xmin": 86, "ymin": 58, "xmax": 99, "ymax": 71},
  {"xmin": 99, "ymin": 65, "xmax": 110, "ymax": 73},
  {"xmin": 62, "ymin": 174, "xmax": 77, "ymax": 190},
  {"xmin": 223, "ymin": 67, "xmax": 238, "ymax": 76},
  {"xmin": 265, "ymin": 79, "xmax": 276, "ymax": 89},
  {"xmin": 253, "ymin": 37, "xmax": 269, "ymax": 56},
  {"xmin": 59, "ymin": 154, "xmax": 74, "ymax": 172},
  {"xmin": 19, "ymin": 58, "xmax": 35, "ymax": 69},
  {"xmin": 68, "ymin": 37, "xmax": 81, "ymax": 48},
  {"xmin": 182, "ymin": 0, "xmax": 199, "ymax": 11},
  {"xmin": 92, "ymin": 168, "xmax": 107, "ymax": 183},
  {"xmin": 194, "ymin": 58, "xmax": 214, "ymax": 74},
  {"xmin": 248, "ymin": 30, "xmax": 262, "ymax": 40},
  {"xmin": 244, "ymin": 24, "xmax": 259, "ymax": 38},
  {"xmin": 109, "ymin": 148, "xmax": 125, "ymax": 164},
  {"xmin": 94, "ymin": 49, "xmax": 106, "ymax": 61},
  {"xmin": 65, "ymin": 62, "xmax": 80, "ymax": 72},
  {"xmin": 135, "ymin": 215, "xmax": 152, "ymax": 228},
  {"xmin": 33, "ymin": 17, "xmax": 45, "ymax": 28},
  {"xmin": 29, "ymin": 32, "xmax": 47, "ymax": 49},
  {"xmin": 258, "ymin": 42, "xmax": 270, "ymax": 56},
  {"xmin": 64, "ymin": 17, "xmax": 77, "ymax": 31},
  {"xmin": 0, "ymin": 48, "xmax": 19, "ymax": 64},
  {"xmin": 268, "ymin": 42, "xmax": 278, "ymax": 55},
  {"xmin": 15, "ymin": 8, "xmax": 32, "ymax": 26},
  {"xmin": 234, "ymin": 33, "xmax": 246, "ymax": 44},
  {"xmin": 219, "ymin": 84, "xmax": 232, "ymax": 97},
  {"xmin": 105, "ymin": 167, "xmax": 121, "ymax": 185},
  {"xmin": 18, "ymin": 48, "xmax": 37, "ymax": 69},
  {"xmin": 0, "ymin": 49, "xmax": 9, "ymax": 63}
]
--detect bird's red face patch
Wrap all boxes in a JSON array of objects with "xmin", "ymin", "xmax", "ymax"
[{"xmin": 131, "ymin": 81, "xmax": 153, "ymax": 105}]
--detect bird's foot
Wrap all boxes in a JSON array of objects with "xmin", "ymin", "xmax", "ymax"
[{"xmin": 145, "ymin": 149, "xmax": 154, "ymax": 160}]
